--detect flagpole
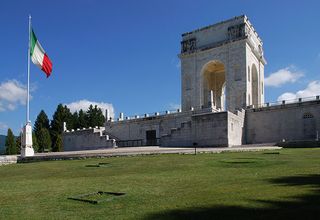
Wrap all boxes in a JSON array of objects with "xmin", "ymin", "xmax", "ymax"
[
  {"xmin": 27, "ymin": 15, "xmax": 31, "ymax": 124},
  {"xmin": 21, "ymin": 15, "xmax": 34, "ymax": 157}
]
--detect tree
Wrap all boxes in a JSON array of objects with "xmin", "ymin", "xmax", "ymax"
[
  {"xmin": 34, "ymin": 110, "xmax": 50, "ymax": 148},
  {"xmin": 72, "ymin": 111, "xmax": 79, "ymax": 129},
  {"xmin": 34, "ymin": 110, "xmax": 50, "ymax": 133},
  {"xmin": 78, "ymin": 109, "xmax": 87, "ymax": 128},
  {"xmin": 32, "ymin": 131, "xmax": 39, "ymax": 153},
  {"xmin": 86, "ymin": 105, "xmax": 105, "ymax": 127},
  {"xmin": 38, "ymin": 128, "xmax": 52, "ymax": 152},
  {"xmin": 50, "ymin": 104, "xmax": 73, "ymax": 151},
  {"xmin": 5, "ymin": 128, "xmax": 16, "ymax": 155},
  {"xmin": 15, "ymin": 133, "xmax": 21, "ymax": 154},
  {"xmin": 52, "ymin": 134, "xmax": 63, "ymax": 152}
]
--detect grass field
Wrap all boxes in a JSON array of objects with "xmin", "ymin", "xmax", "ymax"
[{"xmin": 0, "ymin": 148, "xmax": 320, "ymax": 219}]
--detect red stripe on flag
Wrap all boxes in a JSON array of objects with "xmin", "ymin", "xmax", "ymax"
[{"xmin": 41, "ymin": 53, "xmax": 52, "ymax": 77}]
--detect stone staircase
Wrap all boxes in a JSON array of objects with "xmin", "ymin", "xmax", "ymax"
[{"xmin": 161, "ymin": 121, "xmax": 193, "ymax": 147}]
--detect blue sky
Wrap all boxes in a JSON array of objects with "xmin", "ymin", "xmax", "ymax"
[{"xmin": 0, "ymin": 0, "xmax": 320, "ymax": 135}]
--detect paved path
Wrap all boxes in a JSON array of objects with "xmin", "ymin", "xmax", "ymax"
[{"xmin": 1, "ymin": 146, "xmax": 282, "ymax": 165}]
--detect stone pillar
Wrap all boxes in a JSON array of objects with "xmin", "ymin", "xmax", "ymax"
[
  {"xmin": 208, "ymin": 90, "xmax": 216, "ymax": 109},
  {"xmin": 21, "ymin": 122, "xmax": 34, "ymax": 157},
  {"xmin": 105, "ymin": 109, "xmax": 110, "ymax": 121},
  {"xmin": 119, "ymin": 112, "xmax": 124, "ymax": 121}
]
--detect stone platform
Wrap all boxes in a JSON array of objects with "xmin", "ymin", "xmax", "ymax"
[{"xmin": 0, "ymin": 145, "xmax": 281, "ymax": 165}]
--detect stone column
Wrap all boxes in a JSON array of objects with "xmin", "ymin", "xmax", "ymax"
[
  {"xmin": 21, "ymin": 122, "xmax": 34, "ymax": 157},
  {"xmin": 105, "ymin": 109, "xmax": 110, "ymax": 121},
  {"xmin": 208, "ymin": 90, "xmax": 215, "ymax": 109},
  {"xmin": 119, "ymin": 113, "xmax": 124, "ymax": 121}
]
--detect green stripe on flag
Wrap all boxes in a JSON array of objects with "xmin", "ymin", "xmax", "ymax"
[{"xmin": 30, "ymin": 29, "xmax": 37, "ymax": 55}]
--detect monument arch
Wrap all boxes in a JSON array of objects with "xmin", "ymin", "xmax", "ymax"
[{"xmin": 201, "ymin": 60, "xmax": 226, "ymax": 110}]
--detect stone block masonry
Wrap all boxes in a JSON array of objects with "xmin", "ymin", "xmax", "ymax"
[
  {"xmin": 63, "ymin": 127, "xmax": 116, "ymax": 151},
  {"xmin": 246, "ymin": 99, "xmax": 320, "ymax": 144}
]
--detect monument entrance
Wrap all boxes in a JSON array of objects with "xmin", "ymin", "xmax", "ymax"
[{"xmin": 146, "ymin": 130, "xmax": 157, "ymax": 146}]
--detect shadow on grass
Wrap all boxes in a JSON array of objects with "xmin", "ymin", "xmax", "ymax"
[{"xmin": 144, "ymin": 174, "xmax": 320, "ymax": 220}]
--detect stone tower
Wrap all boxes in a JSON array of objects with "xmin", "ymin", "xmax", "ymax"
[{"xmin": 180, "ymin": 15, "xmax": 266, "ymax": 112}]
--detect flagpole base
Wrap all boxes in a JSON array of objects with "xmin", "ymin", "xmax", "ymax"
[
  {"xmin": 21, "ymin": 146, "xmax": 35, "ymax": 157},
  {"xmin": 21, "ymin": 122, "xmax": 34, "ymax": 157}
]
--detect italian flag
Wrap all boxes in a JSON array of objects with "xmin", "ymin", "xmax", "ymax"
[{"xmin": 30, "ymin": 29, "xmax": 52, "ymax": 77}]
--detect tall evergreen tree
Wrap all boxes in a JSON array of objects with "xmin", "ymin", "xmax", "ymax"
[
  {"xmin": 53, "ymin": 134, "xmax": 63, "ymax": 152},
  {"xmin": 95, "ymin": 106, "xmax": 105, "ymax": 127},
  {"xmin": 38, "ymin": 128, "xmax": 52, "ymax": 152},
  {"xmin": 32, "ymin": 131, "xmax": 39, "ymax": 153},
  {"xmin": 5, "ymin": 128, "xmax": 16, "ymax": 155},
  {"xmin": 78, "ymin": 109, "xmax": 87, "ymax": 128},
  {"xmin": 72, "ymin": 111, "xmax": 79, "ymax": 129},
  {"xmin": 86, "ymin": 105, "xmax": 105, "ymax": 127},
  {"xmin": 34, "ymin": 110, "xmax": 50, "ymax": 150},
  {"xmin": 50, "ymin": 104, "xmax": 73, "ymax": 151},
  {"xmin": 15, "ymin": 133, "xmax": 22, "ymax": 154}
]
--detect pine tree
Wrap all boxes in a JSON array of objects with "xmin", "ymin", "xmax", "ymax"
[
  {"xmin": 34, "ymin": 110, "xmax": 50, "ymax": 147},
  {"xmin": 72, "ymin": 111, "xmax": 79, "ymax": 129},
  {"xmin": 86, "ymin": 104, "xmax": 94, "ymax": 127},
  {"xmin": 50, "ymin": 104, "xmax": 73, "ymax": 151},
  {"xmin": 38, "ymin": 128, "xmax": 52, "ymax": 152},
  {"xmin": 32, "ymin": 131, "xmax": 39, "ymax": 153},
  {"xmin": 15, "ymin": 133, "xmax": 21, "ymax": 154},
  {"xmin": 96, "ymin": 106, "xmax": 105, "ymax": 127},
  {"xmin": 78, "ymin": 109, "xmax": 87, "ymax": 128},
  {"xmin": 86, "ymin": 105, "xmax": 105, "ymax": 127},
  {"xmin": 5, "ymin": 128, "xmax": 16, "ymax": 155},
  {"xmin": 53, "ymin": 134, "xmax": 63, "ymax": 152}
]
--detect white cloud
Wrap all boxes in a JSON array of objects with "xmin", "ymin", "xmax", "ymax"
[
  {"xmin": 65, "ymin": 99, "xmax": 115, "ymax": 118},
  {"xmin": 265, "ymin": 66, "xmax": 304, "ymax": 87},
  {"xmin": 0, "ymin": 80, "xmax": 30, "ymax": 112},
  {"xmin": 277, "ymin": 80, "xmax": 320, "ymax": 101},
  {"xmin": 0, "ymin": 122, "xmax": 8, "ymax": 133}
]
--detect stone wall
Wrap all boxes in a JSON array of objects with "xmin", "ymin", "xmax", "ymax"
[
  {"xmin": 63, "ymin": 127, "xmax": 116, "ymax": 151},
  {"xmin": 246, "ymin": 100, "xmax": 320, "ymax": 144},
  {"xmin": 105, "ymin": 109, "xmax": 245, "ymax": 147},
  {"xmin": 191, "ymin": 112, "xmax": 229, "ymax": 147},
  {"xmin": 228, "ymin": 110, "xmax": 245, "ymax": 146},
  {"xmin": 105, "ymin": 111, "xmax": 192, "ymax": 145},
  {"xmin": 0, "ymin": 155, "xmax": 18, "ymax": 165},
  {"xmin": 160, "ymin": 110, "xmax": 245, "ymax": 147}
]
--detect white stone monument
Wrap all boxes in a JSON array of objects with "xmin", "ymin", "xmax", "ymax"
[
  {"xmin": 21, "ymin": 122, "xmax": 34, "ymax": 157},
  {"xmin": 180, "ymin": 15, "xmax": 266, "ymax": 112}
]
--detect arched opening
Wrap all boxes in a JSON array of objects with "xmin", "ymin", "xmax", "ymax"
[
  {"xmin": 251, "ymin": 64, "xmax": 259, "ymax": 107},
  {"xmin": 202, "ymin": 61, "xmax": 226, "ymax": 110}
]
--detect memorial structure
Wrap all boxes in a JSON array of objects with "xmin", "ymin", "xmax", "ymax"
[{"xmin": 63, "ymin": 15, "xmax": 320, "ymax": 150}]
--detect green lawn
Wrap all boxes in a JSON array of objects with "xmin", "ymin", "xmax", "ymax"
[{"xmin": 0, "ymin": 148, "xmax": 320, "ymax": 219}]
